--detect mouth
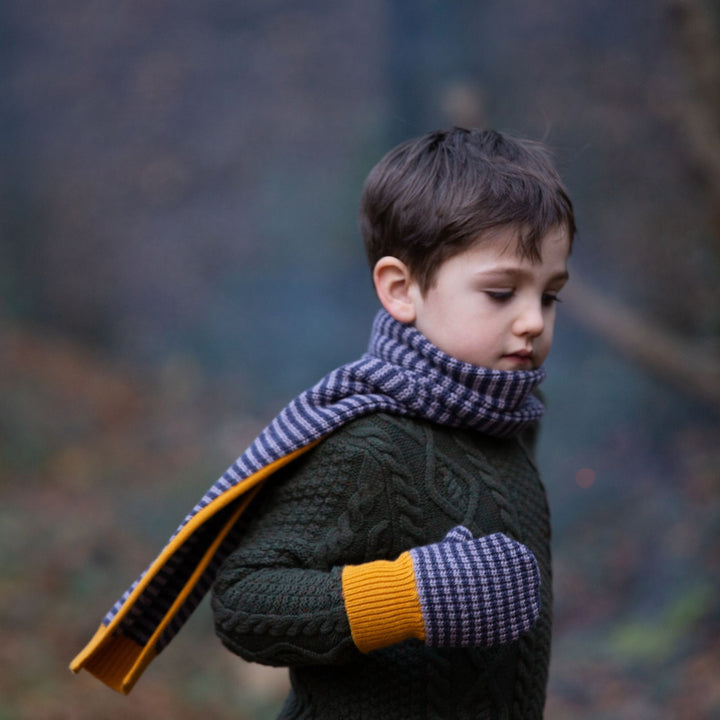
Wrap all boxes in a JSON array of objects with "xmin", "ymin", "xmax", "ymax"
[{"xmin": 502, "ymin": 351, "xmax": 534, "ymax": 367}]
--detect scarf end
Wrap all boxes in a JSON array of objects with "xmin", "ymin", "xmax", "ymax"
[{"xmin": 69, "ymin": 625, "xmax": 157, "ymax": 695}]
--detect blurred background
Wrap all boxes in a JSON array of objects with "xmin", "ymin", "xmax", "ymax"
[{"xmin": 1, "ymin": 0, "xmax": 719, "ymax": 718}]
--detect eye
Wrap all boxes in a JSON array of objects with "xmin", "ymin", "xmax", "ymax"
[
  {"xmin": 485, "ymin": 290, "xmax": 514, "ymax": 302},
  {"xmin": 542, "ymin": 293, "xmax": 562, "ymax": 307}
]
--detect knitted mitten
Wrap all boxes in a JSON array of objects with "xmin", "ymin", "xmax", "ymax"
[{"xmin": 341, "ymin": 526, "xmax": 540, "ymax": 653}]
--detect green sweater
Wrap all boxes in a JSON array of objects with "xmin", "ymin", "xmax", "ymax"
[{"xmin": 212, "ymin": 412, "xmax": 552, "ymax": 719}]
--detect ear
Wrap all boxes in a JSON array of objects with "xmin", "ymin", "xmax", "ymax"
[{"xmin": 373, "ymin": 256, "xmax": 419, "ymax": 324}]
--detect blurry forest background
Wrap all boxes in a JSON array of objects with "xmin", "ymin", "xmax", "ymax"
[{"xmin": 2, "ymin": 0, "xmax": 719, "ymax": 718}]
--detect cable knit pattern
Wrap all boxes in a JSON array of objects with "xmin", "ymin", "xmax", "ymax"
[{"xmin": 212, "ymin": 413, "xmax": 552, "ymax": 719}]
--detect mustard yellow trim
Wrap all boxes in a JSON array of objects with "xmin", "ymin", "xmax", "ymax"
[
  {"xmin": 69, "ymin": 625, "xmax": 156, "ymax": 694},
  {"xmin": 70, "ymin": 440, "xmax": 320, "ymax": 693},
  {"xmin": 342, "ymin": 551, "xmax": 425, "ymax": 653}
]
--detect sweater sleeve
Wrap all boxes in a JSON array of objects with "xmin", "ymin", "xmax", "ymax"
[
  {"xmin": 211, "ymin": 420, "xmax": 402, "ymax": 667},
  {"xmin": 212, "ymin": 415, "xmax": 541, "ymax": 666}
]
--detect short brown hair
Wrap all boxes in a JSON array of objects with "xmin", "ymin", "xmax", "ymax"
[{"xmin": 359, "ymin": 127, "xmax": 576, "ymax": 292}]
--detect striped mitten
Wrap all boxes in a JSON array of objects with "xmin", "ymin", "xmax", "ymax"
[{"xmin": 341, "ymin": 526, "xmax": 540, "ymax": 653}]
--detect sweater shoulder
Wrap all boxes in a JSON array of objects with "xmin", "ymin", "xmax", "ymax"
[{"xmin": 326, "ymin": 412, "xmax": 530, "ymax": 470}]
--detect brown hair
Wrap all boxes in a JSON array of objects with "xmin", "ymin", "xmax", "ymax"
[{"xmin": 359, "ymin": 127, "xmax": 576, "ymax": 292}]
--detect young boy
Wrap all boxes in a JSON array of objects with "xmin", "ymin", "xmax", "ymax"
[
  {"xmin": 70, "ymin": 128, "xmax": 574, "ymax": 719},
  {"xmin": 211, "ymin": 128, "xmax": 574, "ymax": 718}
]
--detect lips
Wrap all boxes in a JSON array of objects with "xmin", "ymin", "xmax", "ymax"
[
  {"xmin": 505, "ymin": 350, "xmax": 533, "ymax": 360},
  {"xmin": 502, "ymin": 350, "xmax": 534, "ymax": 367}
]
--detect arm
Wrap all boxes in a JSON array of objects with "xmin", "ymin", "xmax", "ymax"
[
  {"xmin": 212, "ymin": 422, "xmax": 540, "ymax": 666},
  {"xmin": 212, "ymin": 425, "xmax": 396, "ymax": 666},
  {"xmin": 213, "ymin": 563, "xmax": 356, "ymax": 666}
]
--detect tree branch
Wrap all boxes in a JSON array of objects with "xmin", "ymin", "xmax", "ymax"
[{"xmin": 563, "ymin": 276, "xmax": 720, "ymax": 411}]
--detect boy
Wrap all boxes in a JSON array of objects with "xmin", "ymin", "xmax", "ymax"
[
  {"xmin": 70, "ymin": 128, "xmax": 574, "ymax": 719},
  {"xmin": 211, "ymin": 128, "xmax": 574, "ymax": 718}
]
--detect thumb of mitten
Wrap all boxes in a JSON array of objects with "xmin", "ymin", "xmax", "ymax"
[{"xmin": 441, "ymin": 525, "xmax": 474, "ymax": 543}]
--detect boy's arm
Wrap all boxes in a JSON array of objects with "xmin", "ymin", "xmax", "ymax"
[
  {"xmin": 212, "ymin": 424, "xmax": 398, "ymax": 667},
  {"xmin": 213, "ymin": 563, "xmax": 355, "ymax": 666},
  {"xmin": 212, "ymin": 420, "xmax": 540, "ymax": 666},
  {"xmin": 213, "ymin": 525, "xmax": 540, "ymax": 665}
]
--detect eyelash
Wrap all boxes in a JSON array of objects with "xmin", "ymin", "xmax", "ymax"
[
  {"xmin": 485, "ymin": 291, "xmax": 514, "ymax": 302},
  {"xmin": 485, "ymin": 291, "xmax": 562, "ymax": 306}
]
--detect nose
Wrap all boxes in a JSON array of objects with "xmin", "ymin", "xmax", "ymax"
[{"xmin": 512, "ymin": 299, "xmax": 545, "ymax": 338}]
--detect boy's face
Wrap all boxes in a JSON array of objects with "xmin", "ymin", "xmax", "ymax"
[{"xmin": 409, "ymin": 225, "xmax": 570, "ymax": 370}]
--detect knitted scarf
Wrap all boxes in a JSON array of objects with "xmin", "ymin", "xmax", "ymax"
[{"xmin": 70, "ymin": 309, "xmax": 545, "ymax": 693}]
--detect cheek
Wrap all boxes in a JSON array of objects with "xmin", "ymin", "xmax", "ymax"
[{"xmin": 536, "ymin": 322, "xmax": 556, "ymax": 361}]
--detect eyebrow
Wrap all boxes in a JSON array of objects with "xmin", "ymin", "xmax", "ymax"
[{"xmin": 475, "ymin": 266, "xmax": 570, "ymax": 284}]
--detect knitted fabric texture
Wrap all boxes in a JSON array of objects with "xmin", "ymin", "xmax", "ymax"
[
  {"xmin": 341, "ymin": 526, "xmax": 540, "ymax": 653},
  {"xmin": 71, "ymin": 309, "xmax": 545, "ymax": 693},
  {"xmin": 409, "ymin": 527, "xmax": 540, "ymax": 647},
  {"xmin": 341, "ymin": 552, "xmax": 426, "ymax": 652}
]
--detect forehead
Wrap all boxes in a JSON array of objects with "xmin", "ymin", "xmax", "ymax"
[{"xmin": 482, "ymin": 224, "xmax": 571, "ymax": 262}]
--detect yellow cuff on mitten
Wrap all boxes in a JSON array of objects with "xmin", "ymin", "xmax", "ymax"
[{"xmin": 341, "ymin": 551, "xmax": 425, "ymax": 653}]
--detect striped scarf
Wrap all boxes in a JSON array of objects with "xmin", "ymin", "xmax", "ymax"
[{"xmin": 70, "ymin": 309, "xmax": 545, "ymax": 693}]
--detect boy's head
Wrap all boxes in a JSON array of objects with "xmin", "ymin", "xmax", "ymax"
[
  {"xmin": 360, "ymin": 127, "xmax": 575, "ymax": 294},
  {"xmin": 361, "ymin": 128, "xmax": 576, "ymax": 370}
]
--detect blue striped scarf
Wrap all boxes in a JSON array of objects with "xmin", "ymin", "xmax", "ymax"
[{"xmin": 72, "ymin": 309, "xmax": 545, "ymax": 692}]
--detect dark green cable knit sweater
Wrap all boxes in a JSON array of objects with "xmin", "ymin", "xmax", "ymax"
[{"xmin": 212, "ymin": 412, "xmax": 552, "ymax": 719}]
